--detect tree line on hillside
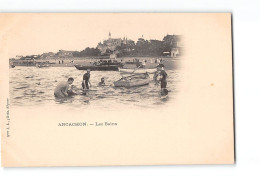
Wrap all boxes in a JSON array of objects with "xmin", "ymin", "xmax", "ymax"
[
  {"xmin": 72, "ymin": 35, "xmax": 179, "ymax": 57},
  {"xmin": 72, "ymin": 47, "xmax": 101, "ymax": 57}
]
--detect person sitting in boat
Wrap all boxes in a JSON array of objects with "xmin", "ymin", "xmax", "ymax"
[
  {"xmin": 54, "ymin": 77, "xmax": 74, "ymax": 98},
  {"xmin": 98, "ymin": 77, "xmax": 106, "ymax": 86},
  {"xmin": 82, "ymin": 69, "xmax": 91, "ymax": 90}
]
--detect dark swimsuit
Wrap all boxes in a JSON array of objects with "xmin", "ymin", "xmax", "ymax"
[
  {"xmin": 82, "ymin": 73, "xmax": 90, "ymax": 89},
  {"xmin": 160, "ymin": 70, "xmax": 167, "ymax": 89}
]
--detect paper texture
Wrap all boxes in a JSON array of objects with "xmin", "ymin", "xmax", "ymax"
[{"xmin": 0, "ymin": 13, "xmax": 234, "ymax": 167}]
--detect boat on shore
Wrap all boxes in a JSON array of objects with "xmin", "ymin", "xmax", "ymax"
[
  {"xmin": 114, "ymin": 74, "xmax": 150, "ymax": 88},
  {"xmin": 119, "ymin": 68, "xmax": 157, "ymax": 74}
]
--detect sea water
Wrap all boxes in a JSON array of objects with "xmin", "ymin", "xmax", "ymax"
[{"xmin": 9, "ymin": 65, "xmax": 181, "ymax": 110}]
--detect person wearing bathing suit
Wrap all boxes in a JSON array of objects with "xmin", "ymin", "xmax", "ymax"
[
  {"xmin": 82, "ymin": 69, "xmax": 91, "ymax": 90},
  {"xmin": 54, "ymin": 77, "xmax": 74, "ymax": 98},
  {"xmin": 98, "ymin": 77, "xmax": 106, "ymax": 86},
  {"xmin": 156, "ymin": 64, "xmax": 168, "ymax": 96}
]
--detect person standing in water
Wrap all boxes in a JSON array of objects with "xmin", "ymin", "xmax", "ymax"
[
  {"xmin": 82, "ymin": 69, "xmax": 91, "ymax": 90},
  {"xmin": 155, "ymin": 64, "xmax": 168, "ymax": 95},
  {"xmin": 54, "ymin": 77, "xmax": 74, "ymax": 98}
]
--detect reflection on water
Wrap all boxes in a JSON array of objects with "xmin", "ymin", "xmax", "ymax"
[{"xmin": 10, "ymin": 66, "xmax": 181, "ymax": 109}]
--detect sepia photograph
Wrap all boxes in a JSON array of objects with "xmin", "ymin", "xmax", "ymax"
[
  {"xmin": 0, "ymin": 13, "xmax": 234, "ymax": 167},
  {"xmin": 9, "ymin": 23, "xmax": 183, "ymax": 109}
]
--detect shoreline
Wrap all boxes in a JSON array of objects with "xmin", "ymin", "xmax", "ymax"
[{"xmin": 11, "ymin": 56, "xmax": 182, "ymax": 70}]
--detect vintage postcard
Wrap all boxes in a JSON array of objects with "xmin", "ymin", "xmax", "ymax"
[{"xmin": 0, "ymin": 13, "xmax": 234, "ymax": 167}]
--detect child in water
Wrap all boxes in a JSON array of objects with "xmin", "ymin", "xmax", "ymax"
[{"xmin": 98, "ymin": 77, "xmax": 106, "ymax": 86}]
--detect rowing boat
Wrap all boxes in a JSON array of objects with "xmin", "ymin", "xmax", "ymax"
[{"xmin": 114, "ymin": 74, "xmax": 150, "ymax": 88}]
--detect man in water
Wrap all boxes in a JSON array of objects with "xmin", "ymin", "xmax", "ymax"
[
  {"xmin": 156, "ymin": 64, "xmax": 168, "ymax": 95},
  {"xmin": 98, "ymin": 77, "xmax": 106, "ymax": 86},
  {"xmin": 82, "ymin": 69, "xmax": 91, "ymax": 90},
  {"xmin": 54, "ymin": 77, "xmax": 74, "ymax": 98}
]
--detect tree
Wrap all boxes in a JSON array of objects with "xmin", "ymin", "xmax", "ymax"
[
  {"xmin": 73, "ymin": 47, "xmax": 101, "ymax": 57},
  {"xmin": 162, "ymin": 35, "xmax": 178, "ymax": 52}
]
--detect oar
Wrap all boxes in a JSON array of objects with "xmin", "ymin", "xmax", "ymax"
[
  {"xmin": 120, "ymin": 63, "xmax": 144, "ymax": 80},
  {"xmin": 120, "ymin": 65, "xmax": 141, "ymax": 79},
  {"xmin": 130, "ymin": 64, "xmax": 142, "ymax": 74}
]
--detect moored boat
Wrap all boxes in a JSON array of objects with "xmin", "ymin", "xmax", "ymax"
[
  {"xmin": 119, "ymin": 68, "xmax": 157, "ymax": 74},
  {"xmin": 35, "ymin": 61, "xmax": 50, "ymax": 68},
  {"xmin": 75, "ymin": 59, "xmax": 123, "ymax": 71},
  {"xmin": 75, "ymin": 64, "xmax": 120, "ymax": 71},
  {"xmin": 114, "ymin": 74, "xmax": 150, "ymax": 88},
  {"xmin": 125, "ymin": 61, "xmax": 142, "ymax": 65},
  {"xmin": 124, "ymin": 58, "xmax": 142, "ymax": 66}
]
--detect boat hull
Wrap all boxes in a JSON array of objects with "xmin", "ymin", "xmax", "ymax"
[
  {"xmin": 37, "ymin": 65, "xmax": 49, "ymax": 68},
  {"xmin": 119, "ymin": 68, "xmax": 157, "ymax": 74},
  {"xmin": 114, "ymin": 78, "xmax": 150, "ymax": 88},
  {"xmin": 75, "ymin": 65, "xmax": 120, "ymax": 71}
]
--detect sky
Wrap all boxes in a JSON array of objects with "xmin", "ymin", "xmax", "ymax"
[{"xmin": 1, "ymin": 13, "xmax": 183, "ymax": 58}]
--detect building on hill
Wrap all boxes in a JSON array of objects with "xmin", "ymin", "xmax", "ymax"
[
  {"xmin": 97, "ymin": 33, "xmax": 134, "ymax": 55},
  {"xmin": 162, "ymin": 34, "xmax": 183, "ymax": 57}
]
